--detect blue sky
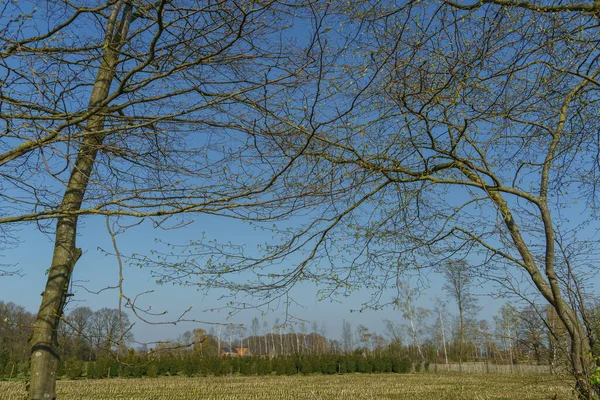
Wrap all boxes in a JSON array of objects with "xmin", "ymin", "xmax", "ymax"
[
  {"xmin": 1, "ymin": 207, "xmax": 505, "ymax": 344},
  {"xmin": 4, "ymin": 0, "xmax": 599, "ymax": 348}
]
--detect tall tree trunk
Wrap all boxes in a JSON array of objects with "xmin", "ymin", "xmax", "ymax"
[
  {"xmin": 302, "ymin": 332, "xmax": 307, "ymax": 355},
  {"xmin": 28, "ymin": 3, "xmax": 132, "ymax": 399},
  {"xmin": 458, "ymin": 300, "xmax": 464, "ymax": 372},
  {"xmin": 280, "ymin": 329, "xmax": 284, "ymax": 356},
  {"xmin": 217, "ymin": 326, "xmax": 222, "ymax": 355},
  {"xmin": 407, "ymin": 304, "xmax": 424, "ymax": 362},
  {"xmin": 439, "ymin": 309, "xmax": 449, "ymax": 366},
  {"xmin": 271, "ymin": 330, "xmax": 276, "ymax": 356},
  {"xmin": 264, "ymin": 333, "xmax": 268, "ymax": 355}
]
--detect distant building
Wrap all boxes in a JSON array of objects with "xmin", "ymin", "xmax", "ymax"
[{"xmin": 220, "ymin": 347, "xmax": 248, "ymax": 357}]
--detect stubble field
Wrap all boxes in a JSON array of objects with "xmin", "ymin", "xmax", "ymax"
[{"xmin": 1, "ymin": 373, "xmax": 573, "ymax": 400}]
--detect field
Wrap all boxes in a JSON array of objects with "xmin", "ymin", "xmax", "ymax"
[{"xmin": 1, "ymin": 373, "xmax": 573, "ymax": 400}]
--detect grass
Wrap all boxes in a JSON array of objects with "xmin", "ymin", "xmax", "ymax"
[{"xmin": 1, "ymin": 373, "xmax": 574, "ymax": 400}]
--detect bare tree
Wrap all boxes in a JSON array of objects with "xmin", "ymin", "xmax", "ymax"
[
  {"xmin": 225, "ymin": 323, "xmax": 236, "ymax": 353},
  {"xmin": 342, "ymin": 320, "xmax": 354, "ymax": 354},
  {"xmin": 300, "ymin": 322, "xmax": 307, "ymax": 356},
  {"xmin": 216, "ymin": 325, "xmax": 222, "ymax": 356},
  {"xmin": 433, "ymin": 297, "xmax": 449, "ymax": 366},
  {"xmin": 67, "ymin": 307, "xmax": 94, "ymax": 340},
  {"xmin": 0, "ymin": 302, "xmax": 35, "ymax": 368},
  {"xmin": 441, "ymin": 260, "xmax": 479, "ymax": 366},
  {"xmin": 311, "ymin": 321, "xmax": 319, "ymax": 355},
  {"xmin": 9, "ymin": 0, "xmax": 597, "ymax": 396},
  {"xmin": 88, "ymin": 308, "xmax": 133, "ymax": 354},
  {"xmin": 0, "ymin": 1, "xmax": 317, "ymax": 397},
  {"xmin": 65, "ymin": 307, "xmax": 95, "ymax": 361},
  {"xmin": 272, "ymin": 319, "xmax": 279, "ymax": 356},
  {"xmin": 517, "ymin": 306, "xmax": 548, "ymax": 364},
  {"xmin": 251, "ymin": 317, "xmax": 260, "ymax": 355},
  {"xmin": 240, "ymin": 326, "xmax": 248, "ymax": 351},
  {"xmin": 161, "ymin": 2, "xmax": 600, "ymax": 395},
  {"xmin": 494, "ymin": 304, "xmax": 520, "ymax": 365},
  {"xmin": 263, "ymin": 320, "xmax": 270, "ymax": 356},
  {"xmin": 396, "ymin": 281, "xmax": 429, "ymax": 363}
]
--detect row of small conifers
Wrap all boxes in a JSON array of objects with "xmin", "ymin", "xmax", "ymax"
[{"xmin": 3, "ymin": 354, "xmax": 421, "ymax": 380}]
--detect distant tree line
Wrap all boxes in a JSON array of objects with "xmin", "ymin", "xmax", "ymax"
[
  {"xmin": 0, "ymin": 303, "xmax": 132, "ymax": 379},
  {"xmin": 2, "ymin": 291, "xmax": 599, "ymax": 380}
]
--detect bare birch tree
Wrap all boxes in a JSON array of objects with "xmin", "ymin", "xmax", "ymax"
[
  {"xmin": 441, "ymin": 260, "xmax": 479, "ymax": 366},
  {"xmin": 433, "ymin": 297, "xmax": 449, "ymax": 366}
]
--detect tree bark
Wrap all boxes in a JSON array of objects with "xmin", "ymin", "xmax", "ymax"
[
  {"xmin": 28, "ymin": 2, "xmax": 132, "ymax": 399},
  {"xmin": 458, "ymin": 162, "xmax": 598, "ymax": 398}
]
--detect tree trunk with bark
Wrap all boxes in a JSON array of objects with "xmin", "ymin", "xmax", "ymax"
[{"xmin": 28, "ymin": 3, "xmax": 132, "ymax": 399}]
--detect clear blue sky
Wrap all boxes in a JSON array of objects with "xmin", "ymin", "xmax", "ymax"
[{"xmin": 1, "ymin": 208, "xmax": 505, "ymax": 344}]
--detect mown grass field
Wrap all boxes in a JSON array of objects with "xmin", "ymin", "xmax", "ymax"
[{"xmin": 1, "ymin": 373, "xmax": 573, "ymax": 400}]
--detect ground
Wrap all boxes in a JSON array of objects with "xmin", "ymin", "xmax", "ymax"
[{"xmin": 1, "ymin": 373, "xmax": 573, "ymax": 400}]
